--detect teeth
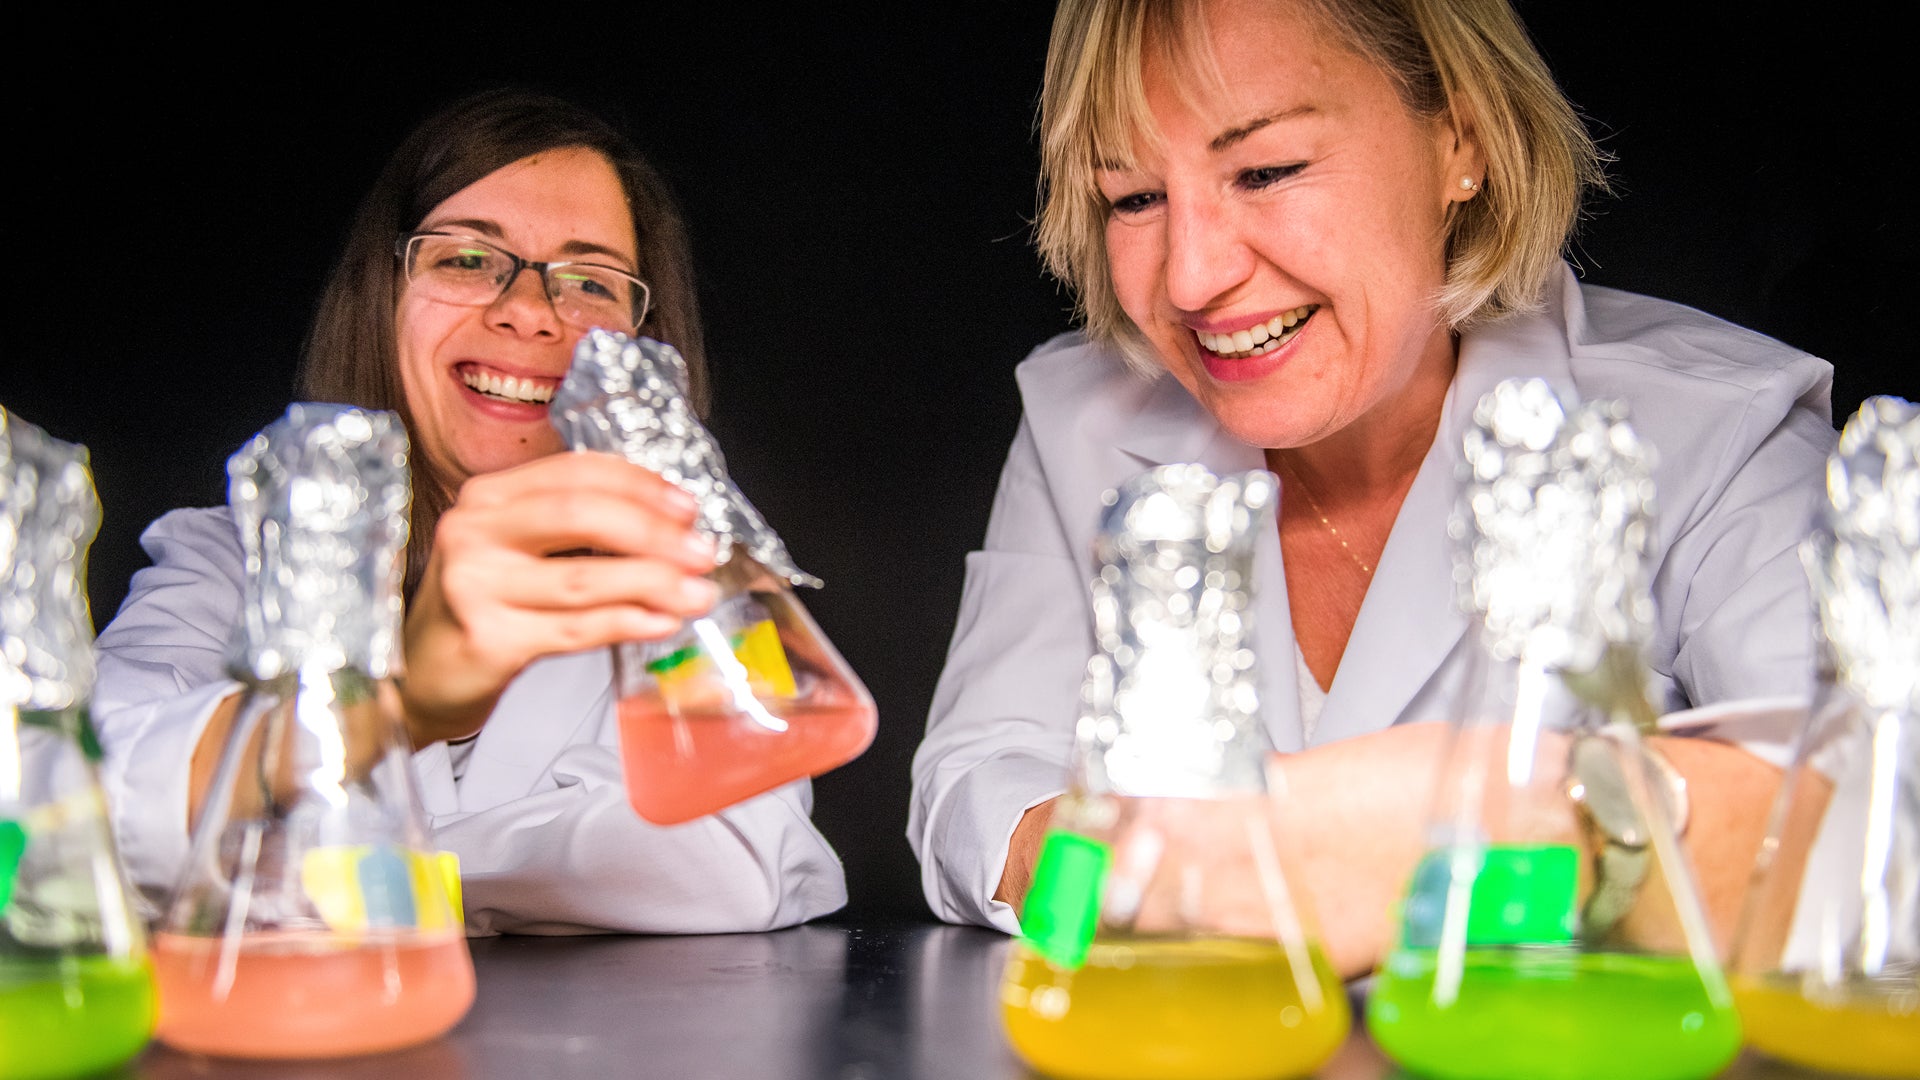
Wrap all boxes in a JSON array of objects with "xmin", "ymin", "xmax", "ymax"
[
  {"xmin": 462, "ymin": 368, "xmax": 555, "ymax": 404},
  {"xmin": 1196, "ymin": 305, "xmax": 1317, "ymax": 359}
]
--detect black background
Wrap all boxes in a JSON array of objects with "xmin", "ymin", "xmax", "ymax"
[{"xmin": 9, "ymin": 4, "xmax": 1912, "ymax": 922}]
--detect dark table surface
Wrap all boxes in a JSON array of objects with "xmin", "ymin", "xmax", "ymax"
[{"xmin": 126, "ymin": 922, "xmax": 1847, "ymax": 1080}]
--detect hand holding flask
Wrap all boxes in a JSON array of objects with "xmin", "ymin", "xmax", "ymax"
[{"xmin": 550, "ymin": 331, "xmax": 876, "ymax": 825}]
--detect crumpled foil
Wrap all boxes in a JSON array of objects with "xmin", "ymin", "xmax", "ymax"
[
  {"xmin": 1806, "ymin": 396, "xmax": 1920, "ymax": 712},
  {"xmin": 0, "ymin": 409, "xmax": 98, "ymax": 711},
  {"xmin": 1075, "ymin": 463, "xmax": 1275, "ymax": 797},
  {"xmin": 226, "ymin": 404, "xmax": 410, "ymax": 681},
  {"xmin": 550, "ymin": 330, "xmax": 819, "ymax": 589},
  {"xmin": 1454, "ymin": 378, "xmax": 1658, "ymax": 678}
]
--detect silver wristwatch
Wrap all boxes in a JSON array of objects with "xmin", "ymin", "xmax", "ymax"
[{"xmin": 1564, "ymin": 728, "xmax": 1689, "ymax": 938}]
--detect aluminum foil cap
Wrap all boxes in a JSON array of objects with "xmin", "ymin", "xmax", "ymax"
[
  {"xmin": 0, "ymin": 409, "xmax": 98, "ymax": 711},
  {"xmin": 1806, "ymin": 396, "xmax": 1920, "ymax": 712},
  {"xmin": 550, "ymin": 330, "xmax": 819, "ymax": 589},
  {"xmin": 226, "ymin": 404, "xmax": 410, "ymax": 681},
  {"xmin": 1074, "ymin": 463, "xmax": 1276, "ymax": 797},
  {"xmin": 1454, "ymin": 379, "xmax": 1658, "ymax": 673}
]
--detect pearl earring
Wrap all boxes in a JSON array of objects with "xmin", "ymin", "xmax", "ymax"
[{"xmin": 1460, "ymin": 175, "xmax": 1481, "ymax": 192}]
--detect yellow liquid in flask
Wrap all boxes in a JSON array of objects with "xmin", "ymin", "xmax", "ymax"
[
  {"xmin": 1734, "ymin": 974, "xmax": 1920, "ymax": 1079},
  {"xmin": 1000, "ymin": 937, "xmax": 1349, "ymax": 1080}
]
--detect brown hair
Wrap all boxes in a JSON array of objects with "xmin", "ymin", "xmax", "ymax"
[
  {"xmin": 1037, "ymin": 0, "xmax": 1609, "ymax": 374},
  {"xmin": 295, "ymin": 87, "xmax": 709, "ymax": 594}
]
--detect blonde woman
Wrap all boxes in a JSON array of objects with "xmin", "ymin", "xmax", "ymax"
[{"xmin": 910, "ymin": 0, "xmax": 1833, "ymax": 975}]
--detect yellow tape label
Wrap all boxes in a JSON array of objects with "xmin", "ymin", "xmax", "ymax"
[{"xmin": 301, "ymin": 845, "xmax": 463, "ymax": 932}]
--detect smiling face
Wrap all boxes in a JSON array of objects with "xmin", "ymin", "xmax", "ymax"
[
  {"xmin": 396, "ymin": 146, "xmax": 638, "ymax": 492},
  {"xmin": 1096, "ymin": 0, "xmax": 1483, "ymax": 452}
]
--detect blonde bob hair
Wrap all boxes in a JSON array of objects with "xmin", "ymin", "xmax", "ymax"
[{"xmin": 1036, "ymin": 0, "xmax": 1608, "ymax": 373}]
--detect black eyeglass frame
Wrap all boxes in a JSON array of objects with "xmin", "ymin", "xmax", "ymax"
[{"xmin": 395, "ymin": 230, "xmax": 651, "ymax": 331}]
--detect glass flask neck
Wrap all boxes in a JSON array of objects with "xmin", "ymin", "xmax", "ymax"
[
  {"xmin": 202, "ymin": 663, "xmax": 412, "ymax": 828},
  {"xmin": 708, "ymin": 550, "xmax": 776, "ymax": 595},
  {"xmin": 3, "ymin": 703, "xmax": 105, "ymax": 803},
  {"xmin": 1458, "ymin": 643, "xmax": 1646, "ymax": 738}
]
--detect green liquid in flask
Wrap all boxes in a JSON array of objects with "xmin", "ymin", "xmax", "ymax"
[
  {"xmin": 0, "ymin": 953, "xmax": 156, "ymax": 1080},
  {"xmin": 1366, "ymin": 947, "xmax": 1740, "ymax": 1080}
]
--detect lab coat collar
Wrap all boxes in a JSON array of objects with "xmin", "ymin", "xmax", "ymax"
[
  {"xmin": 1318, "ymin": 285, "xmax": 1581, "ymax": 744},
  {"xmin": 1090, "ymin": 279, "xmax": 1584, "ymax": 751},
  {"xmin": 1112, "ymin": 371, "xmax": 1229, "ymax": 468}
]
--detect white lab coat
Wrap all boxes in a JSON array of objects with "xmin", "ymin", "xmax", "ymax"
[
  {"xmin": 910, "ymin": 265, "xmax": 1837, "ymax": 932},
  {"xmin": 93, "ymin": 507, "xmax": 848, "ymax": 935}
]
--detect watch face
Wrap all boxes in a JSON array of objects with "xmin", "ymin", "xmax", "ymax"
[
  {"xmin": 1567, "ymin": 730, "xmax": 1690, "ymax": 846},
  {"xmin": 1568, "ymin": 735, "xmax": 1653, "ymax": 848},
  {"xmin": 1565, "ymin": 729, "xmax": 1692, "ymax": 937}
]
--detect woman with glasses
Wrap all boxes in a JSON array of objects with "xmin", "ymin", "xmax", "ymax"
[{"xmin": 90, "ymin": 88, "xmax": 848, "ymax": 934}]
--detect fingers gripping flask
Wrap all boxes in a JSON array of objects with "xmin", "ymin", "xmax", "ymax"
[
  {"xmin": 999, "ymin": 464, "xmax": 1349, "ymax": 1080},
  {"xmin": 1365, "ymin": 380, "xmax": 1741, "ymax": 1080},
  {"xmin": 0, "ymin": 409, "xmax": 156, "ymax": 1080},
  {"xmin": 550, "ymin": 330, "xmax": 876, "ymax": 825},
  {"xmin": 1728, "ymin": 396, "xmax": 1920, "ymax": 1078},
  {"xmin": 153, "ymin": 404, "xmax": 473, "ymax": 1059}
]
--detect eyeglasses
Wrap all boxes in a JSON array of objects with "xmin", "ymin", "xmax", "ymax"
[{"xmin": 396, "ymin": 231, "xmax": 651, "ymax": 332}]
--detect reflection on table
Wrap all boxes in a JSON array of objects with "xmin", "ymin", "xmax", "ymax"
[{"xmin": 127, "ymin": 922, "xmax": 1846, "ymax": 1080}]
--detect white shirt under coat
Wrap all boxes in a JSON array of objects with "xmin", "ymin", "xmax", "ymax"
[
  {"xmin": 909, "ymin": 265, "xmax": 1838, "ymax": 933},
  {"xmin": 92, "ymin": 508, "xmax": 848, "ymax": 936}
]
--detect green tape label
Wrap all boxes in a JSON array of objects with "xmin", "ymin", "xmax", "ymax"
[
  {"xmin": 1019, "ymin": 831, "xmax": 1111, "ymax": 970},
  {"xmin": 0, "ymin": 818, "xmax": 26, "ymax": 913},
  {"xmin": 1400, "ymin": 843, "xmax": 1577, "ymax": 948}
]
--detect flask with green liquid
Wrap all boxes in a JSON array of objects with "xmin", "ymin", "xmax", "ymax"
[
  {"xmin": 1364, "ymin": 379, "xmax": 1741, "ymax": 1080},
  {"xmin": 0, "ymin": 407, "xmax": 156, "ymax": 1080},
  {"xmin": 1727, "ymin": 396, "xmax": 1920, "ymax": 1078},
  {"xmin": 999, "ymin": 464, "xmax": 1348, "ymax": 1080}
]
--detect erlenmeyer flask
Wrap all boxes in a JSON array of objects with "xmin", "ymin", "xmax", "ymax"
[
  {"xmin": 1727, "ymin": 396, "xmax": 1920, "ymax": 1078},
  {"xmin": 153, "ymin": 404, "xmax": 473, "ymax": 1059},
  {"xmin": 1365, "ymin": 380, "xmax": 1741, "ymax": 1080},
  {"xmin": 550, "ymin": 331, "xmax": 876, "ymax": 825},
  {"xmin": 0, "ymin": 409, "xmax": 156, "ymax": 1080},
  {"xmin": 998, "ymin": 464, "xmax": 1349, "ymax": 1080}
]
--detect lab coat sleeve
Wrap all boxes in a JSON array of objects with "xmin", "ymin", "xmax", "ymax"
[
  {"xmin": 1567, "ymin": 283, "xmax": 1837, "ymax": 714},
  {"xmin": 427, "ymin": 747, "xmax": 846, "ymax": 936},
  {"xmin": 92, "ymin": 507, "xmax": 847, "ymax": 935},
  {"xmin": 908, "ymin": 415, "xmax": 1085, "ymax": 933},
  {"xmin": 92, "ymin": 508, "xmax": 247, "ymax": 895},
  {"xmin": 1659, "ymin": 362, "xmax": 1835, "ymax": 710},
  {"xmin": 1635, "ymin": 349, "xmax": 1827, "ymax": 711}
]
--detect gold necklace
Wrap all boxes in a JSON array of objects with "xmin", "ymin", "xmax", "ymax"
[{"xmin": 1275, "ymin": 457, "xmax": 1375, "ymax": 576}]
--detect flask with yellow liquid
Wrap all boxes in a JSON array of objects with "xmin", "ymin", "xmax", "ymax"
[
  {"xmin": 1727, "ymin": 396, "xmax": 1920, "ymax": 1079},
  {"xmin": 153, "ymin": 404, "xmax": 472, "ymax": 1059},
  {"xmin": 551, "ymin": 331, "xmax": 875, "ymax": 825},
  {"xmin": 999, "ymin": 464, "xmax": 1348, "ymax": 1080},
  {"xmin": 0, "ymin": 408, "xmax": 156, "ymax": 1080},
  {"xmin": 1365, "ymin": 380, "xmax": 1741, "ymax": 1080}
]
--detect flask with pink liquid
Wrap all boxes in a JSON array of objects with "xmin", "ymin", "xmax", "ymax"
[
  {"xmin": 552, "ymin": 331, "xmax": 876, "ymax": 825},
  {"xmin": 153, "ymin": 404, "xmax": 472, "ymax": 1059}
]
